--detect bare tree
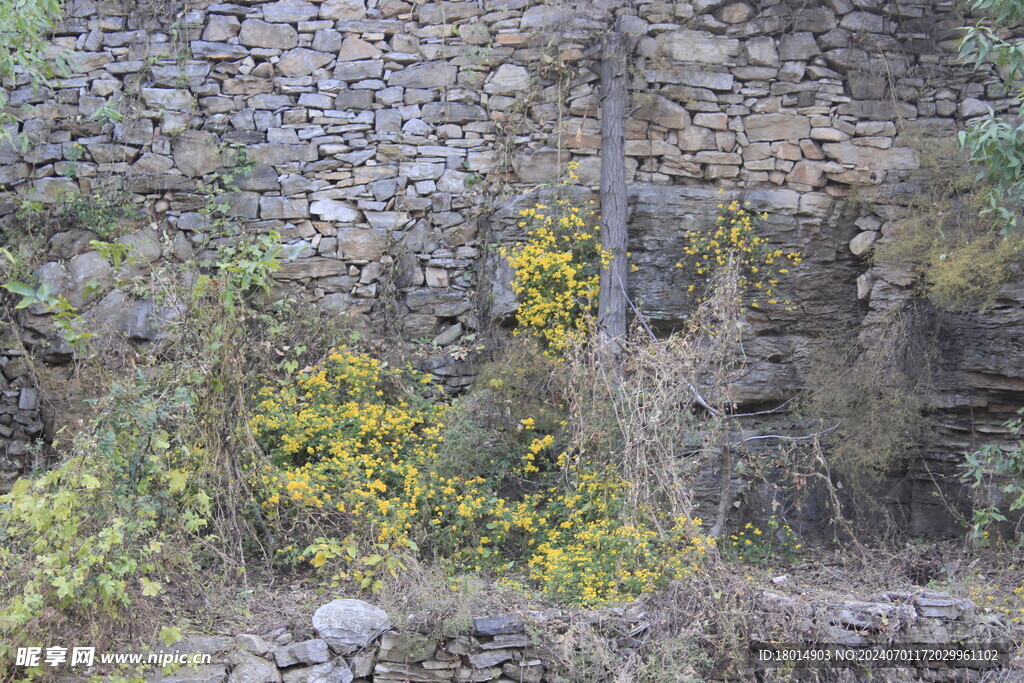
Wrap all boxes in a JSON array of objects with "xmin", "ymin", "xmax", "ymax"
[{"xmin": 597, "ymin": 18, "xmax": 631, "ymax": 348}]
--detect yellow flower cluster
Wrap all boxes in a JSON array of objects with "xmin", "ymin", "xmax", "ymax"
[
  {"xmin": 501, "ymin": 163, "xmax": 607, "ymax": 355},
  {"xmin": 251, "ymin": 357, "xmax": 716, "ymax": 604},
  {"xmin": 250, "ymin": 348, "xmax": 510, "ymax": 574},
  {"xmin": 676, "ymin": 194, "xmax": 802, "ymax": 309},
  {"xmin": 512, "ymin": 459, "xmax": 714, "ymax": 606},
  {"xmin": 723, "ymin": 517, "xmax": 801, "ymax": 563},
  {"xmin": 966, "ymin": 582, "xmax": 1024, "ymax": 624}
]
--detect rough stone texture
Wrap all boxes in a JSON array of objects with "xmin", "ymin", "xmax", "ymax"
[
  {"xmin": 239, "ymin": 19, "xmax": 299, "ymax": 49},
  {"xmin": 172, "ymin": 131, "xmax": 221, "ymax": 177},
  {"xmin": 273, "ymin": 639, "xmax": 330, "ymax": 668},
  {"xmin": 312, "ymin": 599, "xmax": 391, "ymax": 654},
  {"xmin": 143, "ymin": 593, "xmax": 1005, "ymax": 683},
  {"xmin": 227, "ymin": 651, "xmax": 282, "ymax": 683},
  {"xmin": 0, "ymin": 0, "xmax": 1021, "ymax": 536}
]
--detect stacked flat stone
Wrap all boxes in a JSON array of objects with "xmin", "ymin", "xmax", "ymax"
[
  {"xmin": 141, "ymin": 590, "xmax": 1008, "ymax": 682},
  {"xmin": 1, "ymin": 0, "xmax": 1022, "ymax": 532}
]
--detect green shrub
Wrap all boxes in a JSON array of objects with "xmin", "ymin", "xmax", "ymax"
[{"xmin": 0, "ymin": 379, "xmax": 210, "ymax": 677}]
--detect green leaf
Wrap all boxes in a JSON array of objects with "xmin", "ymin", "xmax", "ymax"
[
  {"xmin": 3, "ymin": 281, "xmax": 37, "ymax": 297},
  {"xmin": 159, "ymin": 626, "xmax": 183, "ymax": 647}
]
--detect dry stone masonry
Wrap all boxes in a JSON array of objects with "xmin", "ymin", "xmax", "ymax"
[
  {"xmin": 0, "ymin": 0, "xmax": 1022, "ymax": 532},
  {"xmin": 139, "ymin": 591, "xmax": 1013, "ymax": 682}
]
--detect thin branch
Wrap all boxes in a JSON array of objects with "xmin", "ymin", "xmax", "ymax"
[
  {"xmin": 728, "ymin": 396, "xmax": 797, "ymax": 419},
  {"xmin": 617, "ymin": 276, "xmax": 722, "ymax": 417},
  {"xmin": 730, "ymin": 423, "xmax": 841, "ymax": 449}
]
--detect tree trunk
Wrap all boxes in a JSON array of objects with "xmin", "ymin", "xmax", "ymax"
[{"xmin": 598, "ymin": 23, "xmax": 629, "ymax": 347}]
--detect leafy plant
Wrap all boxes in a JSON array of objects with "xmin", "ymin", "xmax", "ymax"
[
  {"xmin": 2, "ymin": 280, "xmax": 97, "ymax": 354},
  {"xmin": 957, "ymin": 0, "xmax": 1024, "ymax": 231},
  {"xmin": 959, "ymin": 407, "xmax": 1024, "ymax": 542},
  {"xmin": 0, "ymin": 377, "xmax": 211, "ymax": 669},
  {"xmin": 15, "ymin": 187, "xmax": 140, "ymax": 241},
  {"xmin": 720, "ymin": 517, "xmax": 801, "ymax": 564}
]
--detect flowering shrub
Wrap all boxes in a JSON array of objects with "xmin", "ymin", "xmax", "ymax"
[
  {"xmin": 676, "ymin": 194, "xmax": 802, "ymax": 309},
  {"xmin": 517, "ymin": 487, "xmax": 713, "ymax": 604},
  {"xmin": 501, "ymin": 163, "xmax": 607, "ymax": 354},
  {"xmin": 250, "ymin": 348, "xmax": 716, "ymax": 605},
  {"xmin": 249, "ymin": 349, "xmax": 512, "ymax": 585},
  {"xmin": 0, "ymin": 380, "xmax": 211, "ymax": 670}
]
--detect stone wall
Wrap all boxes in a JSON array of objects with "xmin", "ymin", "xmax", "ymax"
[
  {"xmin": 0, "ymin": 0, "xmax": 1022, "ymax": 530},
  {"xmin": 140, "ymin": 590, "xmax": 1014, "ymax": 682}
]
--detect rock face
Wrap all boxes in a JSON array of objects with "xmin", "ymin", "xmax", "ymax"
[
  {"xmin": 1, "ymin": 0, "xmax": 1021, "ymax": 534},
  {"xmin": 312, "ymin": 599, "xmax": 391, "ymax": 654}
]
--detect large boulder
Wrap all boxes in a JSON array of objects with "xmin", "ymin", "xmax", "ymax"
[{"xmin": 311, "ymin": 600, "xmax": 390, "ymax": 655}]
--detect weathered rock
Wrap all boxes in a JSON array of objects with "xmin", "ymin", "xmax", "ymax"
[
  {"xmin": 387, "ymin": 61, "xmax": 457, "ymax": 88},
  {"xmin": 260, "ymin": 197, "xmax": 309, "ymax": 220},
  {"xmin": 141, "ymin": 88, "xmax": 193, "ymax": 110},
  {"xmin": 66, "ymin": 250, "xmax": 112, "ymax": 308},
  {"xmin": 333, "ymin": 60, "xmax": 384, "ymax": 81},
  {"xmin": 745, "ymin": 114, "xmax": 810, "ymax": 142},
  {"xmin": 239, "ymin": 19, "xmax": 298, "ymax": 49},
  {"xmin": 337, "ymin": 228, "xmax": 386, "ymax": 260},
  {"xmin": 277, "ymin": 49, "xmax": 334, "ymax": 78},
  {"xmin": 484, "ymin": 64, "xmax": 530, "ymax": 95},
  {"xmin": 472, "ymin": 614, "xmax": 525, "ymax": 636},
  {"xmin": 311, "ymin": 599, "xmax": 391, "ymax": 655},
  {"xmin": 113, "ymin": 119, "xmax": 154, "ymax": 145},
  {"xmin": 821, "ymin": 142, "xmax": 919, "ymax": 170},
  {"xmin": 778, "ymin": 32, "xmax": 819, "ymax": 61},
  {"xmin": 227, "ymin": 651, "xmax": 281, "ymax": 683},
  {"xmin": 633, "ymin": 94, "xmax": 691, "ymax": 129},
  {"xmin": 850, "ymin": 231, "xmax": 879, "ymax": 257},
  {"xmin": 320, "ymin": 0, "xmax": 366, "ymax": 20},
  {"xmin": 274, "ymin": 257, "xmax": 347, "ymax": 280},
  {"xmin": 658, "ymin": 30, "xmax": 739, "ymax": 64},
  {"xmin": 203, "ymin": 15, "xmax": 241, "ymax": 42},
  {"xmin": 263, "ymin": 0, "xmax": 318, "ymax": 22},
  {"xmin": 154, "ymin": 664, "xmax": 229, "ymax": 682},
  {"xmin": 310, "ymin": 200, "xmax": 359, "ymax": 222},
  {"xmin": 273, "ymin": 640, "xmax": 330, "ymax": 668},
  {"xmin": 172, "ymin": 131, "xmax": 221, "ymax": 177},
  {"xmin": 281, "ymin": 661, "xmax": 351, "ymax": 683},
  {"xmin": 337, "ymin": 36, "xmax": 379, "ymax": 61},
  {"xmin": 235, "ymin": 635, "xmax": 270, "ymax": 656},
  {"xmin": 248, "ymin": 144, "xmax": 318, "ymax": 166}
]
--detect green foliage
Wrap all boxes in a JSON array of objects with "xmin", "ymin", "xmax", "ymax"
[
  {"xmin": 720, "ymin": 517, "xmax": 801, "ymax": 564},
  {"xmin": 924, "ymin": 233, "xmax": 1022, "ymax": 311},
  {"xmin": 875, "ymin": 138, "xmax": 1024, "ymax": 311},
  {"xmin": 1, "ymin": 280, "xmax": 96, "ymax": 353},
  {"xmin": 802, "ymin": 317, "xmax": 930, "ymax": 477},
  {"xmin": 0, "ymin": 221, "xmax": 311, "ymax": 672},
  {"xmin": 957, "ymin": 0, "xmax": 1024, "ymax": 231},
  {"xmin": 675, "ymin": 196, "xmax": 801, "ymax": 309},
  {"xmin": 248, "ymin": 336, "xmax": 719, "ymax": 606},
  {"xmin": 0, "ymin": 378, "xmax": 211, "ymax": 667},
  {"xmin": 211, "ymin": 231, "xmax": 304, "ymax": 303},
  {"xmin": 959, "ymin": 407, "xmax": 1024, "ymax": 542}
]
